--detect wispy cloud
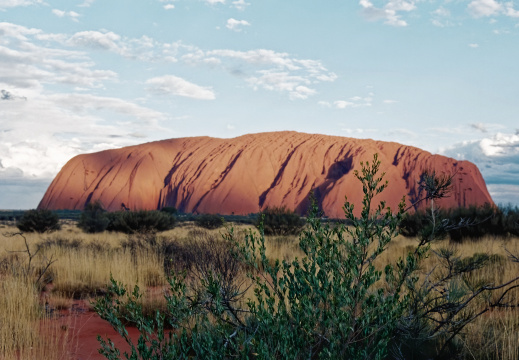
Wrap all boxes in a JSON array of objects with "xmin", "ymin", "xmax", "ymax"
[
  {"xmin": 341, "ymin": 128, "xmax": 378, "ymax": 135},
  {"xmin": 0, "ymin": 22, "xmax": 167, "ymax": 188},
  {"xmin": 247, "ymin": 71, "xmax": 316, "ymax": 100},
  {"xmin": 78, "ymin": 0, "xmax": 95, "ymax": 7},
  {"xmin": 0, "ymin": 0, "xmax": 43, "ymax": 10},
  {"xmin": 146, "ymin": 75, "xmax": 216, "ymax": 100},
  {"xmin": 431, "ymin": 6, "xmax": 454, "ymax": 27},
  {"xmin": 185, "ymin": 48, "xmax": 337, "ymax": 99},
  {"xmin": 159, "ymin": 0, "xmax": 175, "ymax": 10},
  {"xmin": 226, "ymin": 18, "xmax": 251, "ymax": 31},
  {"xmin": 467, "ymin": 0, "xmax": 519, "ymax": 19},
  {"xmin": 232, "ymin": 0, "xmax": 249, "ymax": 11},
  {"xmin": 359, "ymin": 0, "xmax": 416, "ymax": 27},
  {"xmin": 470, "ymin": 122, "xmax": 488, "ymax": 132},
  {"xmin": 52, "ymin": 9, "xmax": 80, "ymax": 22},
  {"xmin": 468, "ymin": 0, "xmax": 503, "ymax": 17},
  {"xmin": 0, "ymin": 23, "xmax": 117, "ymax": 89},
  {"xmin": 320, "ymin": 94, "xmax": 374, "ymax": 109}
]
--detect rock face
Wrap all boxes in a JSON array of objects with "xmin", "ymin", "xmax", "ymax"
[{"xmin": 38, "ymin": 131, "xmax": 493, "ymax": 217}]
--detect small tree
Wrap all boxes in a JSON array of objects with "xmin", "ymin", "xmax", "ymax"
[
  {"xmin": 78, "ymin": 200, "xmax": 110, "ymax": 233},
  {"xmin": 16, "ymin": 209, "xmax": 60, "ymax": 233}
]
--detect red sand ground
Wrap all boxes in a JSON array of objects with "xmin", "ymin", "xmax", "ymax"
[
  {"xmin": 38, "ymin": 131, "xmax": 493, "ymax": 217},
  {"xmin": 41, "ymin": 300, "xmax": 141, "ymax": 360}
]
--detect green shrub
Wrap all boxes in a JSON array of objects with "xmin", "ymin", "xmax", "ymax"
[
  {"xmin": 106, "ymin": 210, "xmax": 176, "ymax": 234},
  {"xmin": 78, "ymin": 200, "xmax": 110, "ymax": 233},
  {"xmin": 94, "ymin": 154, "xmax": 519, "ymax": 360},
  {"xmin": 194, "ymin": 213, "xmax": 224, "ymax": 229},
  {"xmin": 256, "ymin": 206, "xmax": 305, "ymax": 236},
  {"xmin": 16, "ymin": 209, "xmax": 60, "ymax": 233}
]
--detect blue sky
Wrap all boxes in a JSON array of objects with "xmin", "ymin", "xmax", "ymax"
[{"xmin": 1, "ymin": 0, "xmax": 518, "ymax": 209}]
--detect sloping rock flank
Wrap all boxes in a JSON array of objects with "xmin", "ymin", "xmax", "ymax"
[{"xmin": 38, "ymin": 132, "xmax": 493, "ymax": 217}]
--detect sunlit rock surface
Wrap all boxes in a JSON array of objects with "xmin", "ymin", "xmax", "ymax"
[{"xmin": 38, "ymin": 131, "xmax": 493, "ymax": 217}]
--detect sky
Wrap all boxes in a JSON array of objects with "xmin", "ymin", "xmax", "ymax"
[{"xmin": 0, "ymin": 0, "xmax": 518, "ymax": 209}]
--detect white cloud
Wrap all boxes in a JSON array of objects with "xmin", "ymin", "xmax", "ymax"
[
  {"xmin": 7, "ymin": 25, "xmax": 334, "ymax": 101},
  {"xmin": 469, "ymin": 43, "xmax": 480, "ymax": 48},
  {"xmin": 470, "ymin": 122, "xmax": 488, "ymax": 132},
  {"xmin": 383, "ymin": 99, "xmax": 398, "ymax": 104},
  {"xmin": 504, "ymin": 2, "xmax": 519, "ymax": 17},
  {"xmin": 159, "ymin": 0, "xmax": 176, "ymax": 10},
  {"xmin": 328, "ymin": 95, "xmax": 373, "ymax": 109},
  {"xmin": 431, "ymin": 6, "xmax": 454, "ymax": 27},
  {"xmin": 232, "ymin": 0, "xmax": 249, "ymax": 11},
  {"xmin": 334, "ymin": 100, "xmax": 355, "ymax": 109},
  {"xmin": 49, "ymin": 93, "xmax": 165, "ymax": 123},
  {"xmin": 487, "ymin": 184, "xmax": 519, "ymax": 206},
  {"xmin": 146, "ymin": 75, "xmax": 216, "ymax": 100},
  {"xmin": 68, "ymin": 30, "xmax": 159, "ymax": 61},
  {"xmin": 468, "ymin": 0, "xmax": 503, "ymax": 17},
  {"xmin": 247, "ymin": 70, "xmax": 316, "ymax": 100},
  {"xmin": 208, "ymin": 49, "xmax": 300, "ymax": 70},
  {"xmin": 359, "ymin": 0, "xmax": 416, "ymax": 27},
  {"xmin": 442, "ymin": 133, "xmax": 519, "ymax": 205},
  {"xmin": 433, "ymin": 6, "xmax": 450, "ymax": 17},
  {"xmin": 226, "ymin": 18, "xmax": 251, "ymax": 31},
  {"xmin": 0, "ymin": 23, "xmax": 117, "ymax": 89},
  {"xmin": 0, "ymin": 21, "xmax": 169, "ymax": 193},
  {"xmin": 0, "ymin": 0, "xmax": 43, "ymax": 10},
  {"xmin": 206, "ymin": 0, "xmax": 225, "ymax": 4},
  {"xmin": 467, "ymin": 0, "xmax": 519, "ymax": 18},
  {"xmin": 318, "ymin": 101, "xmax": 332, "ymax": 107},
  {"xmin": 0, "ymin": 91, "xmax": 165, "ymax": 183},
  {"xmin": 342, "ymin": 128, "xmax": 378, "ymax": 135},
  {"xmin": 69, "ymin": 30, "xmax": 121, "ymax": 52},
  {"xmin": 52, "ymin": 9, "xmax": 80, "ymax": 22},
  {"xmin": 186, "ymin": 48, "xmax": 336, "ymax": 99}
]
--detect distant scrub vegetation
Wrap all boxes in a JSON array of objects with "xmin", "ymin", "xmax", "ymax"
[
  {"xmin": 77, "ymin": 201, "xmax": 176, "ymax": 234},
  {"xmin": 400, "ymin": 203, "xmax": 519, "ymax": 240},
  {"xmin": 194, "ymin": 213, "xmax": 225, "ymax": 229},
  {"xmin": 256, "ymin": 206, "xmax": 306, "ymax": 236}
]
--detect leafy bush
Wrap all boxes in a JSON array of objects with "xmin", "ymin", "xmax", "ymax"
[
  {"xmin": 256, "ymin": 206, "xmax": 305, "ymax": 236},
  {"xmin": 78, "ymin": 200, "xmax": 110, "ymax": 233},
  {"xmin": 16, "ymin": 209, "xmax": 60, "ymax": 233},
  {"xmin": 106, "ymin": 210, "xmax": 176, "ymax": 234},
  {"xmin": 94, "ymin": 154, "xmax": 519, "ymax": 360},
  {"xmin": 194, "ymin": 213, "xmax": 225, "ymax": 229}
]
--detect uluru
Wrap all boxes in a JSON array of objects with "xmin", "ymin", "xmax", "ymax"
[{"xmin": 38, "ymin": 131, "xmax": 493, "ymax": 218}]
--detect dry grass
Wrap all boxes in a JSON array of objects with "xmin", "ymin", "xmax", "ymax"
[{"xmin": 0, "ymin": 223, "xmax": 518, "ymax": 359}]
